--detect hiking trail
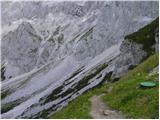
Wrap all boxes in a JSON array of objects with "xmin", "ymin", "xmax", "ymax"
[{"xmin": 90, "ymin": 94, "xmax": 125, "ymax": 119}]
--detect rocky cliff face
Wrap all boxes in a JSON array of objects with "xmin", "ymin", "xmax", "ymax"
[
  {"xmin": 111, "ymin": 17, "xmax": 159, "ymax": 81},
  {"xmin": 1, "ymin": 1, "xmax": 159, "ymax": 118},
  {"xmin": 2, "ymin": 1, "xmax": 158, "ymax": 75},
  {"xmin": 2, "ymin": 22, "xmax": 42, "ymax": 78},
  {"xmin": 111, "ymin": 41, "xmax": 147, "ymax": 81}
]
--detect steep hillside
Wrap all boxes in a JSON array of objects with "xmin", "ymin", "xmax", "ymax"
[
  {"xmin": 50, "ymin": 18, "xmax": 159, "ymax": 119},
  {"xmin": 1, "ymin": 1, "xmax": 159, "ymax": 119},
  {"xmin": 50, "ymin": 53, "xmax": 158, "ymax": 119},
  {"xmin": 102, "ymin": 54, "xmax": 159, "ymax": 119}
]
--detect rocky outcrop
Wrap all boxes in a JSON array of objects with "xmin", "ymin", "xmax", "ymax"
[
  {"xmin": 111, "ymin": 40, "xmax": 147, "ymax": 81},
  {"xmin": 111, "ymin": 17, "xmax": 159, "ymax": 81}
]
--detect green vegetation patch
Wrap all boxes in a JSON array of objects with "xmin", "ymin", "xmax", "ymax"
[
  {"xmin": 102, "ymin": 54, "xmax": 159, "ymax": 119},
  {"xmin": 1, "ymin": 97, "xmax": 27, "ymax": 114},
  {"xmin": 49, "ymin": 78, "xmax": 109, "ymax": 119},
  {"xmin": 125, "ymin": 17, "xmax": 159, "ymax": 55}
]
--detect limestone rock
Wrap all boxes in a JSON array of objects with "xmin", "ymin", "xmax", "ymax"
[{"xmin": 111, "ymin": 40, "xmax": 147, "ymax": 81}]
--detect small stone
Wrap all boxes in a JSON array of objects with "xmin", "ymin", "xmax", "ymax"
[{"xmin": 103, "ymin": 110, "xmax": 110, "ymax": 115}]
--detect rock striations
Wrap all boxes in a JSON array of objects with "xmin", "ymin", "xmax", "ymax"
[{"xmin": 1, "ymin": 1, "xmax": 159, "ymax": 118}]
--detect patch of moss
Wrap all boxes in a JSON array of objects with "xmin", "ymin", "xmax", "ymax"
[
  {"xmin": 125, "ymin": 17, "xmax": 159, "ymax": 56},
  {"xmin": 29, "ymin": 48, "xmax": 38, "ymax": 53},
  {"xmin": 1, "ymin": 97, "xmax": 26, "ymax": 113},
  {"xmin": 1, "ymin": 90, "xmax": 10, "ymax": 99},
  {"xmin": 63, "ymin": 67, "xmax": 85, "ymax": 86},
  {"xmin": 58, "ymin": 34, "xmax": 64, "ymax": 44},
  {"xmin": 43, "ymin": 85, "xmax": 64, "ymax": 104},
  {"xmin": 73, "ymin": 63, "xmax": 108, "ymax": 91},
  {"xmin": 1, "ymin": 102, "xmax": 18, "ymax": 113}
]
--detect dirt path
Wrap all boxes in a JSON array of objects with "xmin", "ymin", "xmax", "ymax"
[{"xmin": 89, "ymin": 94, "xmax": 125, "ymax": 119}]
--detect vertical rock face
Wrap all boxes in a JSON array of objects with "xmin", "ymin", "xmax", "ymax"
[{"xmin": 1, "ymin": 1, "xmax": 159, "ymax": 119}]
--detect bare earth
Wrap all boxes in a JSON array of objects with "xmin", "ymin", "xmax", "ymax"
[{"xmin": 90, "ymin": 94, "xmax": 125, "ymax": 119}]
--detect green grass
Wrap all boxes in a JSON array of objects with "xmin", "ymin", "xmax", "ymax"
[
  {"xmin": 125, "ymin": 17, "xmax": 158, "ymax": 55},
  {"xmin": 102, "ymin": 54, "xmax": 159, "ymax": 119},
  {"xmin": 50, "ymin": 93, "xmax": 92, "ymax": 119},
  {"xmin": 50, "ymin": 54, "xmax": 158, "ymax": 119},
  {"xmin": 50, "ymin": 84, "xmax": 108, "ymax": 119}
]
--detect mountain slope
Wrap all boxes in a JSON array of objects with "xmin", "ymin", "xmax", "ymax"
[
  {"xmin": 1, "ymin": 1, "xmax": 159, "ymax": 119},
  {"xmin": 50, "ymin": 54, "xmax": 158, "ymax": 119},
  {"xmin": 50, "ymin": 17, "xmax": 159, "ymax": 119}
]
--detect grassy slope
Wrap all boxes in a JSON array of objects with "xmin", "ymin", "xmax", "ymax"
[
  {"xmin": 102, "ymin": 54, "xmax": 159, "ymax": 119},
  {"xmin": 50, "ymin": 54, "xmax": 159, "ymax": 119}
]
